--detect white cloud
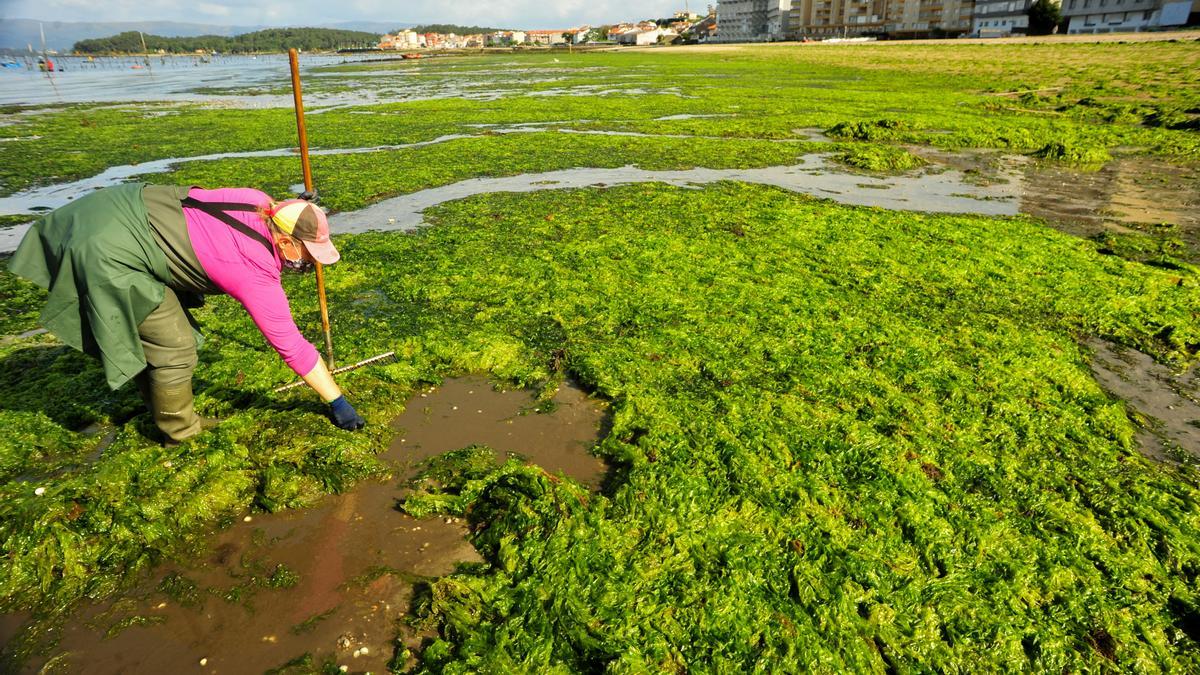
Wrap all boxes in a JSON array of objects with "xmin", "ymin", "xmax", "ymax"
[
  {"xmin": 196, "ymin": 2, "xmax": 232, "ymax": 17},
  {"xmin": 1, "ymin": 0, "xmax": 689, "ymax": 28}
]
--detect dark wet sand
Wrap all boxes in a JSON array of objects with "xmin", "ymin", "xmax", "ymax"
[
  {"xmin": 911, "ymin": 148, "xmax": 1200, "ymax": 252},
  {"xmin": 1, "ymin": 376, "xmax": 606, "ymax": 674}
]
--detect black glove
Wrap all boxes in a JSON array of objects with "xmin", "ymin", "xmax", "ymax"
[{"xmin": 328, "ymin": 395, "xmax": 365, "ymax": 430}]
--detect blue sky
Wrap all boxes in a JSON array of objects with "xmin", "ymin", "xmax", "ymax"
[{"xmin": 0, "ymin": 0, "xmax": 698, "ymax": 29}]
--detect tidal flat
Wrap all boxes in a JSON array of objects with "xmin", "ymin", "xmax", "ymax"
[{"xmin": 2, "ymin": 40, "xmax": 1200, "ymax": 672}]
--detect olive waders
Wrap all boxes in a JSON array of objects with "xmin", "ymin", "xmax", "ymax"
[
  {"xmin": 134, "ymin": 286, "xmax": 203, "ymax": 442},
  {"xmin": 9, "ymin": 184, "xmax": 229, "ymax": 444}
]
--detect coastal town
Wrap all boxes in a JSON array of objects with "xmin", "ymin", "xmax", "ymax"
[
  {"xmin": 375, "ymin": 12, "xmax": 717, "ymax": 51},
  {"xmin": 374, "ymin": 0, "xmax": 1198, "ymax": 51}
]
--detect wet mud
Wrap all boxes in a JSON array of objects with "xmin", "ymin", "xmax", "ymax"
[
  {"xmin": 1086, "ymin": 338, "xmax": 1200, "ymax": 463},
  {"xmin": 0, "ymin": 377, "xmax": 607, "ymax": 674}
]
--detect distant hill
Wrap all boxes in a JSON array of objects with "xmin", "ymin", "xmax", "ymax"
[{"xmin": 0, "ymin": 18, "xmax": 409, "ymax": 51}]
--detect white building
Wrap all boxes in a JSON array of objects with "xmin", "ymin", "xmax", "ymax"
[
  {"xmin": 767, "ymin": 0, "xmax": 794, "ymax": 34},
  {"xmin": 616, "ymin": 26, "xmax": 668, "ymax": 44},
  {"xmin": 1061, "ymin": 0, "xmax": 1196, "ymax": 32},
  {"xmin": 613, "ymin": 21, "xmax": 663, "ymax": 43},
  {"xmin": 565, "ymin": 26, "xmax": 592, "ymax": 43},
  {"xmin": 378, "ymin": 29, "xmax": 423, "ymax": 49},
  {"xmin": 973, "ymin": 0, "xmax": 1034, "ymax": 35},
  {"xmin": 486, "ymin": 30, "xmax": 527, "ymax": 46}
]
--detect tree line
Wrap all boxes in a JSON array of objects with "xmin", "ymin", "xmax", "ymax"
[
  {"xmin": 403, "ymin": 25, "xmax": 509, "ymax": 35},
  {"xmin": 72, "ymin": 28, "xmax": 381, "ymax": 54}
]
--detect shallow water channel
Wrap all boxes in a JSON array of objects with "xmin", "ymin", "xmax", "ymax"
[
  {"xmin": 328, "ymin": 154, "xmax": 1019, "ymax": 235},
  {"xmin": 0, "ymin": 376, "xmax": 608, "ymax": 673},
  {"xmin": 3, "ymin": 143, "xmax": 1195, "ymax": 257}
]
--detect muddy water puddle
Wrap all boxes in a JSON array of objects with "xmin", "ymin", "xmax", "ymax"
[
  {"xmin": 1086, "ymin": 338, "xmax": 1200, "ymax": 463},
  {"xmin": 1, "ymin": 377, "xmax": 607, "ymax": 674}
]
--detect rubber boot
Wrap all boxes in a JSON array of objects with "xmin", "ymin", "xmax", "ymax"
[
  {"xmin": 135, "ymin": 371, "xmax": 152, "ymax": 407},
  {"xmin": 148, "ymin": 380, "xmax": 202, "ymax": 445}
]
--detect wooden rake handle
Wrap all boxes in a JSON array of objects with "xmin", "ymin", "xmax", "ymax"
[{"xmin": 288, "ymin": 47, "xmax": 335, "ymax": 368}]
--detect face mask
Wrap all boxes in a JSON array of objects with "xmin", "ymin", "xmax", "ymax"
[
  {"xmin": 283, "ymin": 257, "xmax": 314, "ymax": 274},
  {"xmin": 277, "ymin": 234, "xmax": 314, "ymax": 273}
]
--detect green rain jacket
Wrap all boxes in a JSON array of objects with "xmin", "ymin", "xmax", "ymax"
[{"xmin": 9, "ymin": 183, "xmax": 171, "ymax": 390}]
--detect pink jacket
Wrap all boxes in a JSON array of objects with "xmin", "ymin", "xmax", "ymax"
[{"xmin": 182, "ymin": 187, "xmax": 319, "ymax": 377}]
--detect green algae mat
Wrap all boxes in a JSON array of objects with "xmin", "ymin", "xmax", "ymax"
[{"xmin": 2, "ymin": 40, "xmax": 1200, "ymax": 671}]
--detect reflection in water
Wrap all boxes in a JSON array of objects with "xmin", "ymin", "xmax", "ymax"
[
  {"xmin": 0, "ymin": 149, "xmax": 1019, "ymax": 252},
  {"xmin": 0, "ymin": 130, "xmax": 544, "ymax": 220}
]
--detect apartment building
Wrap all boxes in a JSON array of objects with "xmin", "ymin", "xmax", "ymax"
[
  {"xmin": 378, "ymin": 30, "xmax": 424, "ymax": 49},
  {"xmin": 718, "ymin": 0, "xmax": 974, "ymax": 38},
  {"xmin": 1061, "ymin": 0, "xmax": 1196, "ymax": 32},
  {"xmin": 788, "ymin": 0, "xmax": 888, "ymax": 36},
  {"xmin": 973, "ymin": 0, "xmax": 1033, "ymax": 35},
  {"xmin": 884, "ymin": 0, "xmax": 976, "ymax": 34},
  {"xmin": 716, "ymin": 0, "xmax": 776, "ymax": 40}
]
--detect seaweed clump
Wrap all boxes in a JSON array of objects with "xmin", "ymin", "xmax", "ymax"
[
  {"xmin": 1143, "ymin": 107, "xmax": 1200, "ymax": 132},
  {"xmin": 341, "ymin": 182, "xmax": 1200, "ymax": 672},
  {"xmin": 1094, "ymin": 231, "xmax": 1192, "ymax": 269},
  {"xmin": 827, "ymin": 118, "xmax": 910, "ymax": 142},
  {"xmin": 834, "ymin": 144, "xmax": 927, "ymax": 173},
  {"xmin": 1032, "ymin": 141, "xmax": 1112, "ymax": 167}
]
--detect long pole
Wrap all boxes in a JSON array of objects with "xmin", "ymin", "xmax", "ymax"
[
  {"xmin": 39, "ymin": 23, "xmax": 61, "ymax": 100},
  {"xmin": 288, "ymin": 48, "xmax": 335, "ymax": 368},
  {"xmin": 139, "ymin": 31, "xmax": 154, "ymax": 77},
  {"xmin": 38, "ymin": 24, "xmax": 47, "ymax": 76}
]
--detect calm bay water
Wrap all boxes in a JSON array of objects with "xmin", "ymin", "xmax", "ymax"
[{"xmin": 0, "ymin": 53, "xmax": 374, "ymax": 106}]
